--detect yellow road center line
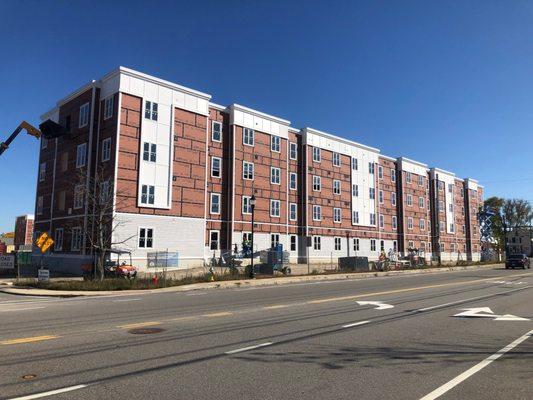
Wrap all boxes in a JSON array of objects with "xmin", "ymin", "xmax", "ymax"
[
  {"xmin": 1, "ymin": 335, "xmax": 59, "ymax": 345},
  {"xmin": 118, "ymin": 321, "xmax": 161, "ymax": 329},
  {"xmin": 306, "ymin": 273, "xmax": 533, "ymax": 304},
  {"xmin": 203, "ymin": 311, "xmax": 233, "ymax": 317}
]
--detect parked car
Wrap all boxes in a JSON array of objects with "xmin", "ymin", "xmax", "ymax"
[{"xmin": 505, "ymin": 254, "xmax": 530, "ymax": 269}]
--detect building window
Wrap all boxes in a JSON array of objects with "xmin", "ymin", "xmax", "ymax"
[
  {"xmin": 41, "ymin": 137, "xmax": 47, "ymax": 150},
  {"xmin": 420, "ymin": 219, "xmax": 425, "ymax": 230},
  {"xmin": 271, "ymin": 136, "xmax": 281, "ymax": 152},
  {"xmin": 290, "ymin": 235, "xmax": 297, "ymax": 251},
  {"xmin": 74, "ymin": 185, "xmax": 84, "ymax": 209},
  {"xmin": 334, "ymin": 237, "xmax": 342, "ymax": 251},
  {"xmin": 370, "ymin": 213, "xmax": 376, "ymax": 225},
  {"xmin": 408, "ymin": 241, "xmax": 414, "ymax": 249},
  {"xmin": 210, "ymin": 193, "xmax": 221, "ymax": 214},
  {"xmin": 450, "ymin": 223, "xmax": 455, "ymax": 233},
  {"xmin": 71, "ymin": 227, "xmax": 83, "ymax": 251},
  {"xmin": 141, "ymin": 185, "xmax": 155, "ymax": 205},
  {"xmin": 369, "ymin": 188, "xmax": 375, "ymax": 200},
  {"xmin": 289, "ymin": 142, "xmax": 297, "ymax": 160},
  {"xmin": 333, "ymin": 180, "xmax": 341, "ymax": 195},
  {"xmin": 289, "ymin": 203, "xmax": 297, "ymax": 221},
  {"xmin": 370, "ymin": 239, "xmax": 376, "ymax": 252},
  {"xmin": 352, "ymin": 211, "xmax": 359, "ymax": 224},
  {"xmin": 242, "ymin": 196, "xmax": 252, "ymax": 214},
  {"xmin": 79, "ymin": 103, "xmax": 90, "ymax": 128},
  {"xmin": 353, "ymin": 238, "xmax": 360, "ymax": 251},
  {"xmin": 210, "ymin": 157, "xmax": 222, "ymax": 178},
  {"xmin": 439, "ymin": 221, "xmax": 445, "ymax": 232},
  {"xmin": 352, "ymin": 184, "xmax": 358, "ymax": 197},
  {"xmin": 139, "ymin": 227, "xmax": 154, "ymax": 249},
  {"xmin": 143, "ymin": 142, "xmax": 157, "ymax": 162},
  {"xmin": 313, "ymin": 236, "xmax": 321, "ymax": 250},
  {"xmin": 448, "ymin": 183, "xmax": 453, "ymax": 194},
  {"xmin": 76, "ymin": 143, "xmax": 87, "ymax": 168},
  {"xmin": 209, "ymin": 230, "xmax": 219, "ymax": 250},
  {"xmin": 313, "ymin": 147, "xmax": 321, "ymax": 162},
  {"xmin": 333, "ymin": 152, "xmax": 340, "ymax": 167},
  {"xmin": 460, "ymin": 187, "xmax": 464, "ymax": 197},
  {"xmin": 420, "ymin": 242, "xmax": 426, "ymax": 251},
  {"xmin": 289, "ymin": 172, "xmax": 297, "ymax": 190},
  {"xmin": 312, "ymin": 175, "xmax": 321, "ymax": 191},
  {"xmin": 407, "ymin": 217, "xmax": 413, "ymax": 230},
  {"xmin": 451, "ymin": 243, "xmax": 457, "ymax": 253},
  {"xmin": 391, "ymin": 192, "xmax": 396, "ymax": 206},
  {"xmin": 369, "ymin": 162, "xmax": 375, "ymax": 174},
  {"xmin": 100, "ymin": 180, "xmax": 110, "ymax": 204},
  {"xmin": 334, "ymin": 208, "xmax": 341, "ymax": 223},
  {"xmin": 418, "ymin": 175, "xmax": 424, "ymax": 186},
  {"xmin": 378, "ymin": 165, "xmax": 383, "ymax": 179},
  {"xmin": 144, "ymin": 101, "xmax": 158, "ymax": 121},
  {"xmin": 406, "ymin": 194, "xmax": 413, "ymax": 206},
  {"xmin": 212, "ymin": 121, "xmax": 222, "ymax": 142},
  {"xmin": 392, "ymin": 216, "xmax": 397, "ymax": 230},
  {"xmin": 104, "ymin": 96, "xmax": 114, "ymax": 120},
  {"xmin": 271, "ymin": 167, "xmax": 281, "ymax": 185},
  {"xmin": 406, "ymin": 172, "xmax": 412, "ymax": 184},
  {"xmin": 439, "ymin": 243, "xmax": 445, "ymax": 252},
  {"xmin": 391, "ymin": 169, "xmax": 396, "ymax": 182},
  {"xmin": 243, "ymin": 161, "xmax": 254, "ymax": 180},
  {"xmin": 271, "ymin": 234, "xmax": 280, "ymax": 248},
  {"xmin": 438, "ymin": 200, "xmax": 444, "ymax": 212},
  {"xmin": 380, "ymin": 240, "xmax": 385, "ymax": 252},
  {"xmin": 418, "ymin": 196, "xmax": 424, "ymax": 208},
  {"xmin": 438, "ymin": 181, "xmax": 444, "ymax": 191},
  {"xmin": 312, "ymin": 205, "xmax": 322, "ymax": 221},
  {"xmin": 54, "ymin": 228, "xmax": 63, "ymax": 251},
  {"xmin": 378, "ymin": 190, "xmax": 383, "ymax": 204},
  {"xmin": 449, "ymin": 203, "xmax": 454, "ymax": 212},
  {"xmin": 379, "ymin": 214, "xmax": 384, "ymax": 228},
  {"xmin": 37, "ymin": 196, "xmax": 43, "ymax": 215},
  {"xmin": 102, "ymin": 138, "xmax": 111, "ymax": 162},
  {"xmin": 352, "ymin": 158, "xmax": 358, "ymax": 170},
  {"xmin": 39, "ymin": 162, "xmax": 46, "ymax": 182},
  {"xmin": 393, "ymin": 240, "xmax": 398, "ymax": 252},
  {"xmin": 243, "ymin": 128, "xmax": 254, "ymax": 146},
  {"xmin": 270, "ymin": 200, "xmax": 280, "ymax": 217}
]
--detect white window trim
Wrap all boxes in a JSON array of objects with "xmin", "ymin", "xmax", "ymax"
[
  {"xmin": 271, "ymin": 167, "xmax": 281, "ymax": 185},
  {"xmin": 333, "ymin": 180, "xmax": 341, "ymax": 195},
  {"xmin": 290, "ymin": 172, "xmax": 297, "ymax": 190},
  {"xmin": 211, "ymin": 156, "xmax": 222, "ymax": 178},
  {"xmin": 54, "ymin": 228, "xmax": 64, "ymax": 251},
  {"xmin": 102, "ymin": 138, "xmax": 111, "ymax": 162},
  {"xmin": 209, "ymin": 230, "xmax": 220, "ymax": 250},
  {"xmin": 138, "ymin": 227, "xmax": 154, "ymax": 249},
  {"xmin": 312, "ymin": 205, "xmax": 322, "ymax": 221},
  {"xmin": 334, "ymin": 208, "xmax": 341, "ymax": 223},
  {"xmin": 333, "ymin": 152, "xmax": 340, "ymax": 167},
  {"xmin": 407, "ymin": 217, "xmax": 413, "ymax": 230},
  {"xmin": 210, "ymin": 193, "xmax": 221, "ymax": 215},
  {"xmin": 289, "ymin": 203, "xmax": 297, "ymax": 221},
  {"xmin": 313, "ymin": 147, "xmax": 321, "ymax": 163},
  {"xmin": 289, "ymin": 142, "xmax": 297, "ymax": 160},
  {"xmin": 243, "ymin": 161, "xmax": 254, "ymax": 180},
  {"xmin": 73, "ymin": 185, "xmax": 84, "ymax": 210},
  {"xmin": 76, "ymin": 143, "xmax": 87, "ymax": 168},
  {"xmin": 103, "ymin": 96, "xmax": 114, "ymax": 120},
  {"xmin": 243, "ymin": 128, "xmax": 254, "ymax": 147},
  {"xmin": 71, "ymin": 227, "xmax": 83, "ymax": 251},
  {"xmin": 242, "ymin": 196, "xmax": 252, "ymax": 215},
  {"xmin": 212, "ymin": 121, "xmax": 222, "ymax": 142},
  {"xmin": 312, "ymin": 175, "xmax": 321, "ymax": 192},
  {"xmin": 271, "ymin": 136, "xmax": 281, "ymax": 153},
  {"xmin": 270, "ymin": 199, "xmax": 281, "ymax": 218},
  {"xmin": 79, "ymin": 103, "xmax": 89, "ymax": 128}
]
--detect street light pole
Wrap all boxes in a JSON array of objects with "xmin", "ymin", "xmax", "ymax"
[{"xmin": 249, "ymin": 194, "xmax": 256, "ymax": 279}]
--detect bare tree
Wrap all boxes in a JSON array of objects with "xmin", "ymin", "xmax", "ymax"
[{"xmin": 70, "ymin": 167, "xmax": 134, "ymax": 280}]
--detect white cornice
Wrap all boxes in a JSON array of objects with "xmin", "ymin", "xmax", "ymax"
[
  {"xmin": 303, "ymin": 127, "xmax": 380, "ymax": 153},
  {"xmin": 398, "ymin": 157, "xmax": 429, "ymax": 169},
  {"xmin": 229, "ymin": 103, "xmax": 290, "ymax": 126},
  {"xmin": 209, "ymin": 102, "xmax": 228, "ymax": 112}
]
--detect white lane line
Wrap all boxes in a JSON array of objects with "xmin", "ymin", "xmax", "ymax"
[
  {"xmin": 112, "ymin": 298, "xmax": 141, "ymax": 302},
  {"xmin": 416, "ymin": 286, "xmax": 530, "ymax": 312},
  {"xmin": 7, "ymin": 384, "xmax": 88, "ymax": 400},
  {"xmin": 186, "ymin": 292, "xmax": 207, "ymax": 296},
  {"xmin": 341, "ymin": 320, "xmax": 372, "ymax": 328},
  {"xmin": 225, "ymin": 342, "xmax": 274, "ymax": 354},
  {"xmin": 419, "ymin": 329, "xmax": 533, "ymax": 400},
  {"xmin": 0, "ymin": 306, "xmax": 46, "ymax": 313}
]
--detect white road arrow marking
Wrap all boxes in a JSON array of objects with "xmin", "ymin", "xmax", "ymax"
[
  {"xmin": 356, "ymin": 301, "xmax": 394, "ymax": 310},
  {"xmin": 454, "ymin": 307, "xmax": 529, "ymax": 321}
]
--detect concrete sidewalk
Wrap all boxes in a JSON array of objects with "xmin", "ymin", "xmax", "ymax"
[{"xmin": 0, "ymin": 263, "xmax": 505, "ymax": 297}]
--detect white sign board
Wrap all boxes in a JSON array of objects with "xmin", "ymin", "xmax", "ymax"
[
  {"xmin": 38, "ymin": 268, "xmax": 50, "ymax": 282},
  {"xmin": 0, "ymin": 255, "xmax": 15, "ymax": 270}
]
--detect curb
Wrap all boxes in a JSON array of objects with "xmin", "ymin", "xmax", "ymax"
[{"xmin": 0, "ymin": 263, "xmax": 505, "ymax": 297}]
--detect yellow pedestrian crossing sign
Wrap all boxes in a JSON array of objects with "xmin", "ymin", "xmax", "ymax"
[{"xmin": 36, "ymin": 232, "xmax": 54, "ymax": 253}]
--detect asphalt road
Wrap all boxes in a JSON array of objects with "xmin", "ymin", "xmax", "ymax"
[{"xmin": 0, "ymin": 267, "xmax": 531, "ymax": 400}]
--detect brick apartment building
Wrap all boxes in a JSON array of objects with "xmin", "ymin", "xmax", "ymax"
[
  {"xmin": 34, "ymin": 67, "xmax": 484, "ymax": 269},
  {"xmin": 14, "ymin": 214, "xmax": 34, "ymax": 251}
]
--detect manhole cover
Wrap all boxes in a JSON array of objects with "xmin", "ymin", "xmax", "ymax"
[
  {"xmin": 21, "ymin": 374, "xmax": 37, "ymax": 380},
  {"xmin": 128, "ymin": 327, "xmax": 164, "ymax": 335}
]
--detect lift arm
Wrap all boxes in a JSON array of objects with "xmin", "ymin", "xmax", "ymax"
[{"xmin": 0, "ymin": 121, "xmax": 42, "ymax": 157}]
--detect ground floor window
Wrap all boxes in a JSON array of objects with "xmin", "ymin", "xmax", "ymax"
[
  {"xmin": 370, "ymin": 239, "xmax": 376, "ymax": 252},
  {"xmin": 353, "ymin": 238, "xmax": 359, "ymax": 251},
  {"xmin": 271, "ymin": 234, "xmax": 280, "ymax": 249},
  {"xmin": 408, "ymin": 241, "xmax": 414, "ymax": 249},
  {"xmin": 334, "ymin": 237, "xmax": 341, "ymax": 251},
  {"xmin": 209, "ymin": 230, "xmax": 219, "ymax": 250},
  {"xmin": 380, "ymin": 240, "xmax": 385, "ymax": 252},
  {"xmin": 313, "ymin": 236, "xmax": 321, "ymax": 250},
  {"xmin": 54, "ymin": 228, "xmax": 64, "ymax": 251},
  {"xmin": 290, "ymin": 235, "xmax": 297, "ymax": 251},
  {"xmin": 393, "ymin": 240, "xmax": 397, "ymax": 252},
  {"xmin": 71, "ymin": 227, "xmax": 83, "ymax": 251},
  {"xmin": 139, "ymin": 228, "xmax": 153, "ymax": 249}
]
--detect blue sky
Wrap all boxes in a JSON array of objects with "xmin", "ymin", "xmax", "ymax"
[{"xmin": 1, "ymin": 0, "xmax": 532, "ymax": 232}]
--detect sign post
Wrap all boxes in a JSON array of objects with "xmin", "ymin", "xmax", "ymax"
[{"xmin": 35, "ymin": 232, "xmax": 54, "ymax": 281}]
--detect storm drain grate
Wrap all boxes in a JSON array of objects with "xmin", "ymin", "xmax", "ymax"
[{"xmin": 128, "ymin": 327, "xmax": 164, "ymax": 335}]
